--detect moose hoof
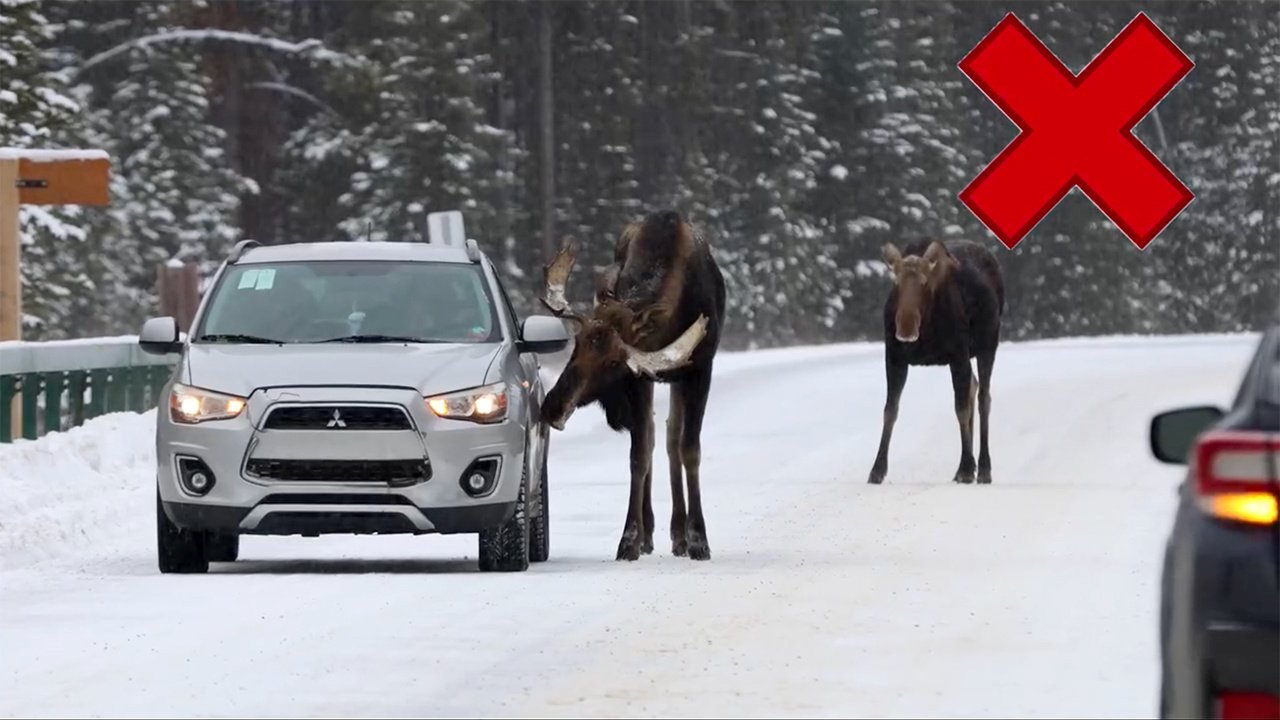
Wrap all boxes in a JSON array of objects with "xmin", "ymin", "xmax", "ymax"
[
  {"xmin": 685, "ymin": 530, "xmax": 711, "ymax": 561},
  {"xmin": 976, "ymin": 469, "xmax": 993, "ymax": 485},
  {"xmin": 641, "ymin": 536, "xmax": 654, "ymax": 555},
  {"xmin": 672, "ymin": 538, "xmax": 688, "ymax": 557},
  {"xmin": 868, "ymin": 468, "xmax": 886, "ymax": 485},
  {"xmin": 952, "ymin": 469, "xmax": 975, "ymax": 484},
  {"xmin": 616, "ymin": 535, "xmax": 643, "ymax": 562}
]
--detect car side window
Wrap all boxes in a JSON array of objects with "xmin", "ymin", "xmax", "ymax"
[
  {"xmin": 489, "ymin": 264, "xmax": 522, "ymax": 338},
  {"xmin": 1228, "ymin": 330, "xmax": 1280, "ymax": 409}
]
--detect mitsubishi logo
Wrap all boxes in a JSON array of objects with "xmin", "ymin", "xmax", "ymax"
[{"xmin": 326, "ymin": 409, "xmax": 347, "ymax": 429}]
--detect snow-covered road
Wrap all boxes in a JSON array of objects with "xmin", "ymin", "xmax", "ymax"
[{"xmin": 0, "ymin": 334, "xmax": 1258, "ymax": 718}]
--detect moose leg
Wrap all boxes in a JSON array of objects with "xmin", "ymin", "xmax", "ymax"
[
  {"xmin": 667, "ymin": 383, "xmax": 689, "ymax": 557},
  {"xmin": 641, "ymin": 467, "xmax": 654, "ymax": 554},
  {"xmin": 967, "ymin": 373, "xmax": 977, "ymax": 440},
  {"xmin": 868, "ymin": 359, "xmax": 908, "ymax": 484},
  {"xmin": 950, "ymin": 359, "xmax": 977, "ymax": 484},
  {"xmin": 617, "ymin": 381, "xmax": 654, "ymax": 561},
  {"xmin": 681, "ymin": 367, "xmax": 714, "ymax": 561},
  {"xmin": 976, "ymin": 349, "xmax": 996, "ymax": 484}
]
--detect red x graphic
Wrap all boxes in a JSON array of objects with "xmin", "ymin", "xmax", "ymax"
[{"xmin": 958, "ymin": 13, "xmax": 1195, "ymax": 250}]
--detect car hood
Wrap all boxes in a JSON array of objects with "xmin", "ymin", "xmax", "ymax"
[{"xmin": 183, "ymin": 342, "xmax": 502, "ymax": 398}]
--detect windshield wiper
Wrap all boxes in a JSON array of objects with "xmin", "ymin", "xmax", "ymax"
[
  {"xmin": 315, "ymin": 334, "xmax": 439, "ymax": 344},
  {"xmin": 196, "ymin": 333, "xmax": 285, "ymax": 344}
]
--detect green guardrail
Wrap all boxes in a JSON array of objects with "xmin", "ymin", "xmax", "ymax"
[{"xmin": 0, "ymin": 337, "xmax": 177, "ymax": 443}]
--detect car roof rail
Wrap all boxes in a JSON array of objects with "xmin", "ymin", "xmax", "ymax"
[
  {"xmin": 228, "ymin": 239, "xmax": 260, "ymax": 263},
  {"xmin": 465, "ymin": 238, "xmax": 482, "ymax": 263}
]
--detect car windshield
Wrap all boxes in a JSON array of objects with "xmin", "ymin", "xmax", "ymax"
[{"xmin": 195, "ymin": 260, "xmax": 502, "ymax": 344}]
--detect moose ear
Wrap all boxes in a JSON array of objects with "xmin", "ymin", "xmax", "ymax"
[
  {"xmin": 923, "ymin": 240, "xmax": 955, "ymax": 279},
  {"xmin": 882, "ymin": 243, "xmax": 903, "ymax": 268}
]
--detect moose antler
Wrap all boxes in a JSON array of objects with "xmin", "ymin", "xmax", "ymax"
[
  {"xmin": 541, "ymin": 235, "xmax": 584, "ymax": 322},
  {"xmin": 623, "ymin": 314, "xmax": 711, "ymax": 378}
]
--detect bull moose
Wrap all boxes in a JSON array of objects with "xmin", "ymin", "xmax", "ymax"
[
  {"xmin": 539, "ymin": 209, "xmax": 727, "ymax": 561},
  {"xmin": 868, "ymin": 238, "xmax": 1005, "ymax": 485}
]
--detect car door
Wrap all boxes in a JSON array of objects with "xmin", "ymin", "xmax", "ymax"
[{"xmin": 489, "ymin": 264, "xmax": 545, "ymax": 468}]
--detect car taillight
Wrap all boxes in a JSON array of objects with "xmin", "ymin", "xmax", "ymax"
[
  {"xmin": 1193, "ymin": 431, "xmax": 1280, "ymax": 526},
  {"xmin": 1216, "ymin": 691, "xmax": 1280, "ymax": 720}
]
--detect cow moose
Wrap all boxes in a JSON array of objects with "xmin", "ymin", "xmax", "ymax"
[
  {"xmin": 867, "ymin": 238, "xmax": 1005, "ymax": 485},
  {"xmin": 539, "ymin": 209, "xmax": 727, "ymax": 561}
]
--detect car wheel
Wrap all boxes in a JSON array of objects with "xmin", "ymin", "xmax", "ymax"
[
  {"xmin": 530, "ymin": 449, "xmax": 550, "ymax": 563},
  {"xmin": 477, "ymin": 457, "xmax": 530, "ymax": 572},
  {"xmin": 156, "ymin": 490, "xmax": 209, "ymax": 574},
  {"xmin": 206, "ymin": 532, "xmax": 240, "ymax": 563}
]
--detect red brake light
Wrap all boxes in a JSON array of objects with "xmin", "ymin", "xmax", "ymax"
[
  {"xmin": 1193, "ymin": 431, "xmax": 1280, "ymax": 526},
  {"xmin": 1217, "ymin": 691, "xmax": 1280, "ymax": 720}
]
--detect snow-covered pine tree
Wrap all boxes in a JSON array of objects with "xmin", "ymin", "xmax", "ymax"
[
  {"xmin": 545, "ymin": 1, "xmax": 647, "ymax": 301},
  {"xmin": 1138, "ymin": 2, "xmax": 1280, "ymax": 332},
  {"xmin": 694, "ymin": 2, "xmax": 837, "ymax": 348},
  {"xmin": 329, "ymin": 2, "xmax": 515, "ymax": 253},
  {"xmin": 98, "ymin": 3, "xmax": 248, "ymax": 296},
  {"xmin": 811, "ymin": 2, "xmax": 985, "ymax": 341}
]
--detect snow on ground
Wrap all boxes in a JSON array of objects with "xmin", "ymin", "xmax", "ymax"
[
  {"xmin": 0, "ymin": 333, "xmax": 1261, "ymax": 718},
  {"xmin": 0, "ymin": 410, "xmax": 156, "ymax": 573}
]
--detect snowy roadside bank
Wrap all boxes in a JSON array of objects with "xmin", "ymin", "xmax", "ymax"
[{"xmin": 0, "ymin": 410, "xmax": 157, "ymax": 573}]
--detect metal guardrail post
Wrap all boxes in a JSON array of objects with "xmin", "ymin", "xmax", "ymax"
[
  {"xmin": 87, "ymin": 369, "xmax": 109, "ymax": 420},
  {"xmin": 0, "ymin": 375, "xmax": 13, "ymax": 442},
  {"xmin": 67, "ymin": 370, "xmax": 86, "ymax": 428},
  {"xmin": 20, "ymin": 372, "xmax": 39, "ymax": 440},
  {"xmin": 43, "ymin": 370, "xmax": 64, "ymax": 435}
]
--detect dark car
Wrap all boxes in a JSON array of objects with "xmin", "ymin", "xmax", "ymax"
[{"xmin": 1150, "ymin": 324, "xmax": 1280, "ymax": 720}]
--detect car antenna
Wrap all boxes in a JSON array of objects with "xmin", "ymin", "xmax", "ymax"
[{"xmin": 365, "ymin": 220, "xmax": 372, "ymax": 243}]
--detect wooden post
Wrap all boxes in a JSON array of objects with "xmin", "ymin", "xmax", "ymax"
[
  {"xmin": 0, "ymin": 148, "xmax": 110, "ymax": 439},
  {"xmin": 180, "ymin": 262, "xmax": 200, "ymax": 332},
  {"xmin": 156, "ymin": 260, "xmax": 201, "ymax": 333},
  {"xmin": 0, "ymin": 158, "xmax": 19, "ymax": 343},
  {"xmin": 1, "ymin": 158, "xmax": 21, "ymax": 433}
]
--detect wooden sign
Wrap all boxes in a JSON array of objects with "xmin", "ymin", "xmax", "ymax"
[{"xmin": 2, "ymin": 149, "xmax": 112, "ymax": 206}]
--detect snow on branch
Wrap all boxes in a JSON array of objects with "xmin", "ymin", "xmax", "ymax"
[
  {"xmin": 245, "ymin": 82, "xmax": 338, "ymax": 116},
  {"xmin": 79, "ymin": 29, "xmax": 354, "ymax": 74}
]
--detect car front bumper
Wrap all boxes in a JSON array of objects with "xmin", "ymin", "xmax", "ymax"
[{"xmin": 156, "ymin": 385, "xmax": 527, "ymax": 536}]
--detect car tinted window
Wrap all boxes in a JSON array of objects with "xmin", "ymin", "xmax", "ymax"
[
  {"xmin": 489, "ymin": 266, "xmax": 522, "ymax": 336},
  {"xmin": 196, "ymin": 260, "xmax": 501, "ymax": 344},
  {"xmin": 1264, "ymin": 334, "xmax": 1280, "ymax": 406}
]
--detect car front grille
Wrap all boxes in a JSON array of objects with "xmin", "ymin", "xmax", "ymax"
[
  {"xmin": 262, "ymin": 405, "xmax": 413, "ymax": 431},
  {"xmin": 245, "ymin": 459, "xmax": 431, "ymax": 484}
]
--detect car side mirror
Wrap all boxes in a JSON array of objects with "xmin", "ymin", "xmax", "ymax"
[
  {"xmin": 518, "ymin": 315, "xmax": 570, "ymax": 354},
  {"xmin": 1150, "ymin": 405, "xmax": 1225, "ymax": 465},
  {"xmin": 139, "ymin": 316, "xmax": 183, "ymax": 356}
]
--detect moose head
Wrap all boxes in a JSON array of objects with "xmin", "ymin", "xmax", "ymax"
[
  {"xmin": 882, "ymin": 240, "xmax": 959, "ymax": 344},
  {"xmin": 538, "ymin": 235, "xmax": 709, "ymax": 431}
]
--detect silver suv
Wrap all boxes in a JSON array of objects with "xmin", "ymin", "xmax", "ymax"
[{"xmin": 139, "ymin": 232, "xmax": 569, "ymax": 574}]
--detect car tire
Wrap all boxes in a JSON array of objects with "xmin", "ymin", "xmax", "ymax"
[
  {"xmin": 478, "ymin": 457, "xmax": 530, "ymax": 572},
  {"xmin": 206, "ymin": 532, "xmax": 240, "ymax": 563},
  {"xmin": 156, "ymin": 491, "xmax": 209, "ymax": 574},
  {"xmin": 530, "ymin": 449, "xmax": 550, "ymax": 563}
]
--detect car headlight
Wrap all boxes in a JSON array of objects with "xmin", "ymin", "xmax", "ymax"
[
  {"xmin": 426, "ymin": 382, "xmax": 509, "ymax": 424},
  {"xmin": 169, "ymin": 383, "xmax": 247, "ymax": 424}
]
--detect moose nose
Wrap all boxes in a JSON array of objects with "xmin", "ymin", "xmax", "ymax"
[{"xmin": 896, "ymin": 332, "xmax": 919, "ymax": 343}]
